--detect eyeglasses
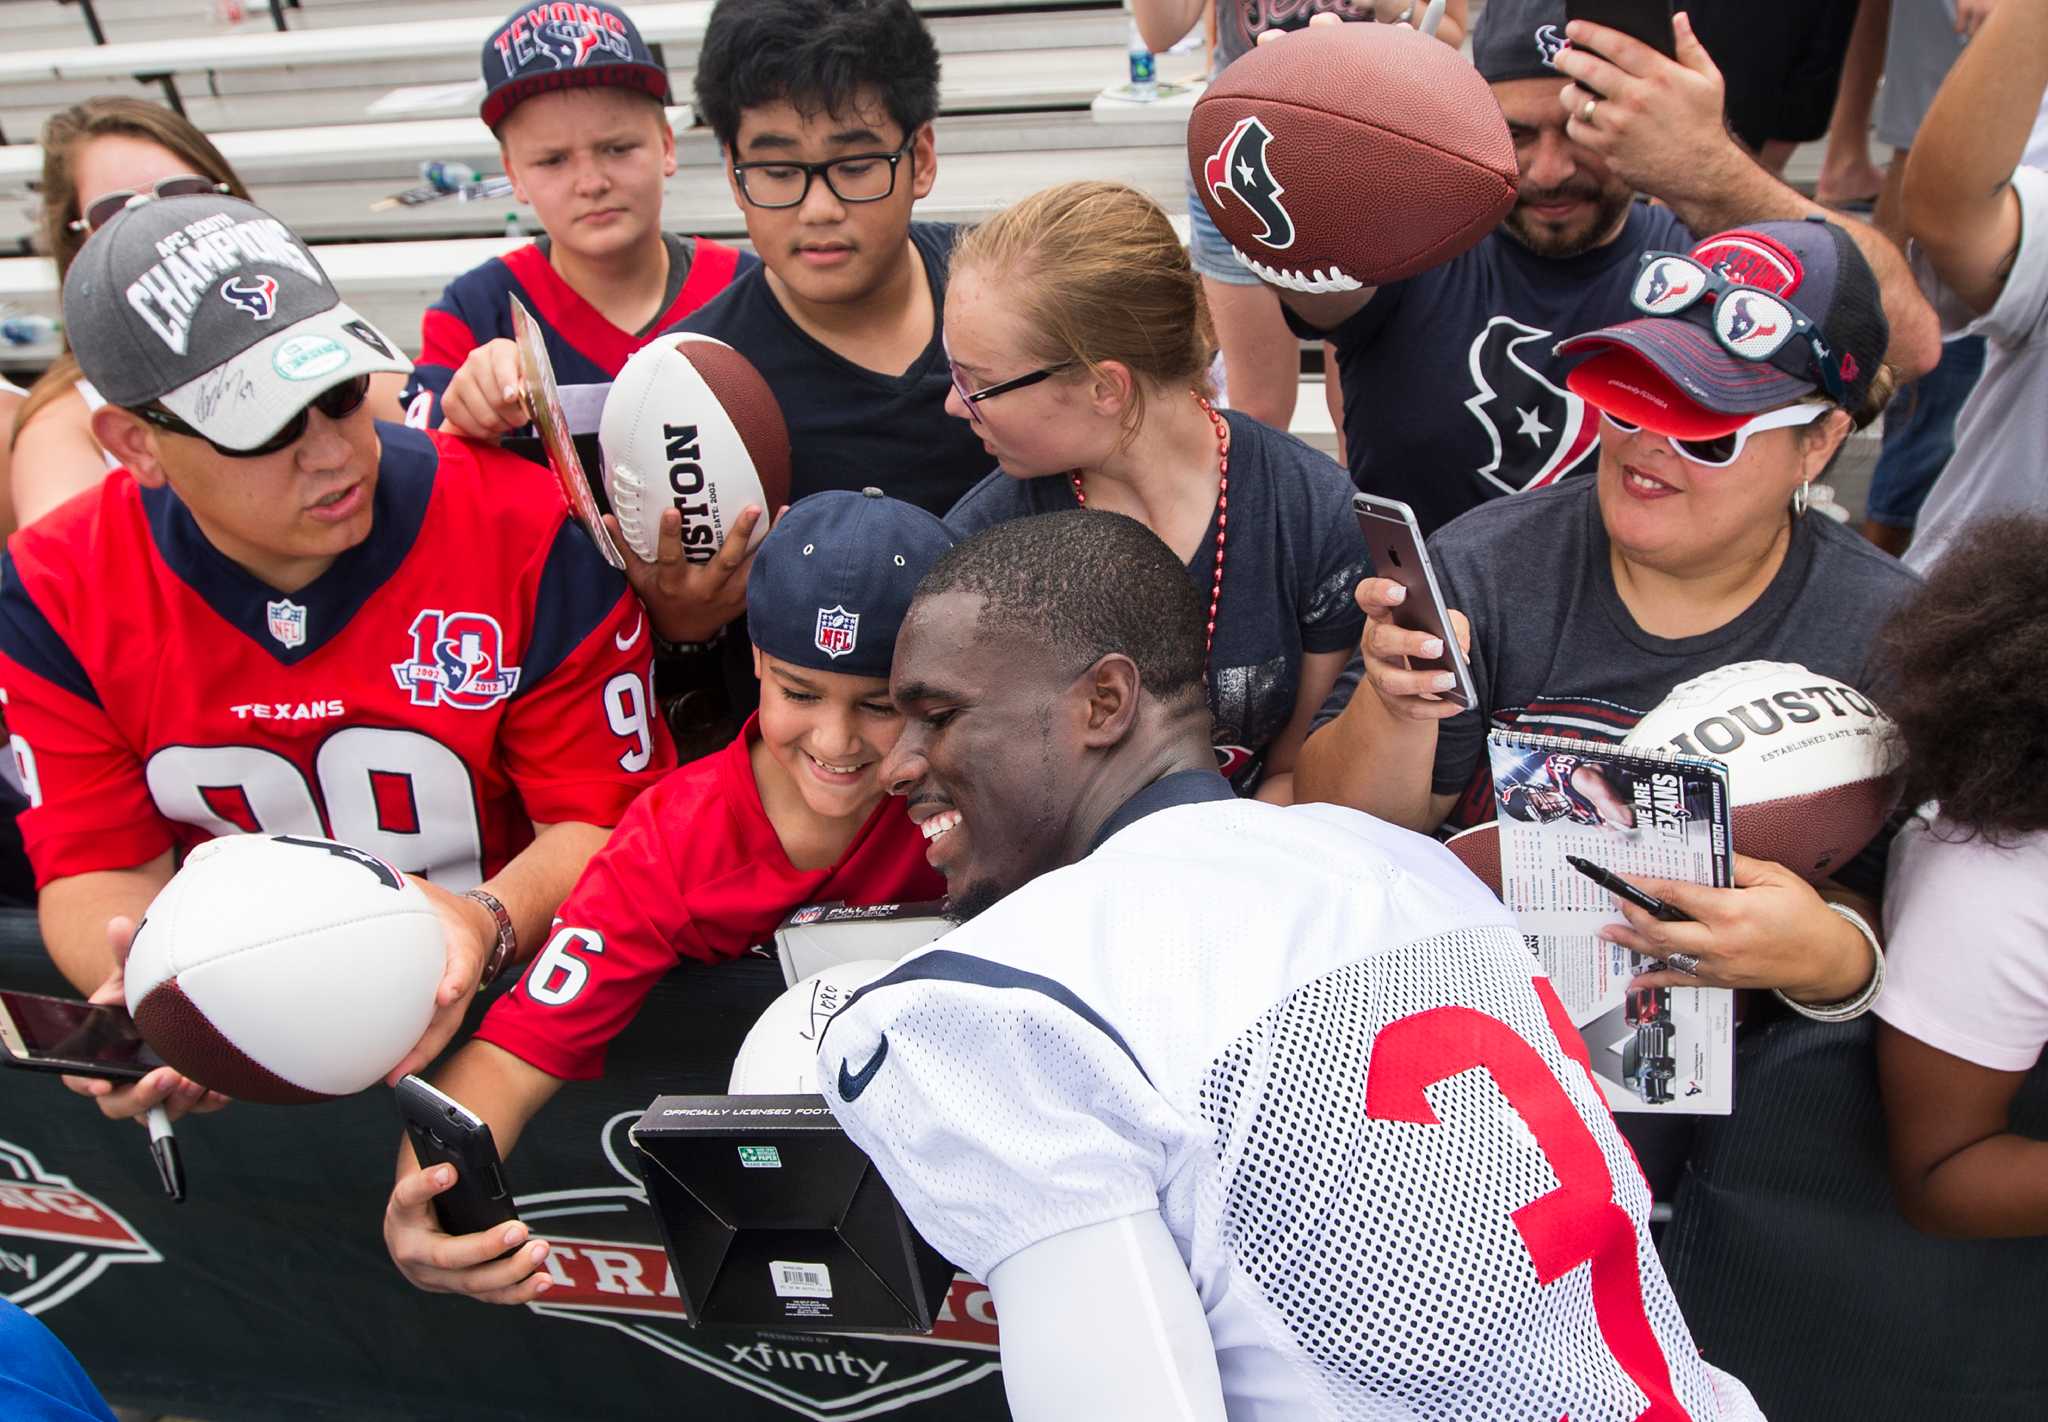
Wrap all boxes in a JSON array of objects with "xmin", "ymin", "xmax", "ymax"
[
  {"xmin": 1629, "ymin": 251, "xmax": 1847, "ymax": 403},
  {"xmin": 942, "ymin": 339, "xmax": 1072, "ymax": 425},
  {"xmin": 1598, "ymin": 402, "xmax": 1828, "ymax": 468},
  {"xmin": 731, "ymin": 142, "xmax": 914, "ymax": 209},
  {"xmin": 70, "ymin": 176, "xmax": 233, "ymax": 234},
  {"xmin": 133, "ymin": 375, "xmax": 371, "ymax": 458}
]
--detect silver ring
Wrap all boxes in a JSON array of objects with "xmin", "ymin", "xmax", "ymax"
[
  {"xmin": 1664, "ymin": 952, "xmax": 1701, "ymax": 976},
  {"xmin": 1578, "ymin": 98, "xmax": 1598, "ymax": 126}
]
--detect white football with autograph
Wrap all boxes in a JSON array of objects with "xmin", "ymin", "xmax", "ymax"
[{"xmin": 728, "ymin": 959, "xmax": 897, "ymax": 1096}]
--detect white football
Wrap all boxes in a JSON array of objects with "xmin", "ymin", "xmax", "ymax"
[
  {"xmin": 600, "ymin": 334, "xmax": 792, "ymax": 564},
  {"xmin": 728, "ymin": 959, "xmax": 897, "ymax": 1096},
  {"xmin": 125, "ymin": 835, "xmax": 445, "ymax": 1103},
  {"xmin": 1621, "ymin": 660, "xmax": 1900, "ymax": 881}
]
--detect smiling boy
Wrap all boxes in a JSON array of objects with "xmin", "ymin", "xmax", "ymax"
[{"xmin": 381, "ymin": 488, "xmax": 951, "ymax": 1305}]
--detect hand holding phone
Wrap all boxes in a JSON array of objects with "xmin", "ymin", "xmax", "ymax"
[
  {"xmin": 1352, "ymin": 494, "xmax": 1476, "ymax": 713},
  {"xmin": 395, "ymin": 1075, "xmax": 520, "ymax": 1238},
  {"xmin": 1564, "ymin": 0, "xmax": 1676, "ymax": 59},
  {"xmin": 0, "ymin": 989, "xmax": 164, "ymax": 1080}
]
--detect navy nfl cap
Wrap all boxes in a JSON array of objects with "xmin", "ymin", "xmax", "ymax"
[
  {"xmin": 748, "ymin": 490, "xmax": 956, "ymax": 680},
  {"xmin": 1470, "ymin": 0, "xmax": 1570, "ymax": 84},
  {"xmin": 62, "ymin": 193, "xmax": 411, "ymax": 451},
  {"xmin": 481, "ymin": 0, "xmax": 671, "ymax": 130}
]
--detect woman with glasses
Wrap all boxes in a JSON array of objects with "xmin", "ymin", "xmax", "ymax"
[
  {"xmin": 938, "ymin": 181, "xmax": 1371, "ymax": 802},
  {"xmin": 9, "ymin": 99, "xmax": 253, "ymax": 528},
  {"xmin": 1302, "ymin": 218, "xmax": 1913, "ymax": 1016}
]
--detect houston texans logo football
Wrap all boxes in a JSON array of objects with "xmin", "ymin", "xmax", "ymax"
[
  {"xmin": 220, "ymin": 274, "xmax": 279, "ymax": 321},
  {"xmin": 1205, "ymin": 116, "xmax": 1295, "ymax": 250}
]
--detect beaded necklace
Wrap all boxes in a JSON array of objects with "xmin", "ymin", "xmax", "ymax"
[{"xmin": 1069, "ymin": 392, "xmax": 1230, "ymax": 659}]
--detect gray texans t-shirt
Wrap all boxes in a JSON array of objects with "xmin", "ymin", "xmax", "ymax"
[
  {"xmin": 949, "ymin": 411, "xmax": 1369, "ymax": 794},
  {"xmin": 1315, "ymin": 477, "xmax": 1921, "ymax": 882}
]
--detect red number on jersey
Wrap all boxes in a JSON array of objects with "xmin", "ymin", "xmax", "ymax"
[{"xmin": 1364, "ymin": 991, "xmax": 1687, "ymax": 1422}]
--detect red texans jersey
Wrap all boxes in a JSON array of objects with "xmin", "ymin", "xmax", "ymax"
[
  {"xmin": 0, "ymin": 424, "xmax": 675, "ymax": 888},
  {"xmin": 476, "ymin": 716, "xmax": 942, "ymax": 1081}
]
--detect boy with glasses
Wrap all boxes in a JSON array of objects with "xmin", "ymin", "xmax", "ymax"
[{"xmin": 0, "ymin": 194, "xmax": 674, "ymax": 1126}]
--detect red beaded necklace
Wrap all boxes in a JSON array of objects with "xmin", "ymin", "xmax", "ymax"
[{"xmin": 1070, "ymin": 392, "xmax": 1230, "ymax": 659}]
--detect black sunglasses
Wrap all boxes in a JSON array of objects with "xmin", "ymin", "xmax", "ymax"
[
  {"xmin": 133, "ymin": 375, "xmax": 371, "ymax": 458},
  {"xmin": 71, "ymin": 176, "xmax": 233, "ymax": 234}
]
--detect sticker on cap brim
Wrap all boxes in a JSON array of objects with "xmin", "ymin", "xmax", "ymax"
[{"xmin": 275, "ymin": 335, "xmax": 349, "ymax": 381}]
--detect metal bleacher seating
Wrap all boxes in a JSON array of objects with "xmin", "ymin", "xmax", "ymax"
[{"xmin": 0, "ymin": 0, "xmax": 1294, "ymax": 434}]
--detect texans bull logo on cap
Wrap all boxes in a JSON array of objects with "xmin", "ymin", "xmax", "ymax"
[
  {"xmin": 491, "ymin": 0, "xmax": 632, "ymax": 72},
  {"xmin": 221, "ymin": 274, "xmax": 280, "ymax": 321},
  {"xmin": 1205, "ymin": 116, "xmax": 1295, "ymax": 250}
]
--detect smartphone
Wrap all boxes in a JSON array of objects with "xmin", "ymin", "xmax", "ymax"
[
  {"xmin": 1353, "ymin": 493, "xmax": 1476, "ymax": 710},
  {"xmin": 1564, "ymin": 0, "xmax": 1677, "ymax": 59},
  {"xmin": 0, "ymin": 990, "xmax": 165, "ymax": 1081},
  {"xmin": 395, "ymin": 1074, "xmax": 520, "ymax": 1238}
]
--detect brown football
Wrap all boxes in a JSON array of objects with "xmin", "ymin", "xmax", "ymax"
[{"xmin": 1187, "ymin": 22, "xmax": 1517, "ymax": 292}]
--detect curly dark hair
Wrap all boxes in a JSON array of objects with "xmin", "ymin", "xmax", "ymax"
[
  {"xmin": 915, "ymin": 510, "xmax": 1208, "ymax": 706},
  {"xmin": 693, "ymin": 0, "xmax": 940, "ymax": 151},
  {"xmin": 1879, "ymin": 514, "xmax": 2048, "ymax": 842}
]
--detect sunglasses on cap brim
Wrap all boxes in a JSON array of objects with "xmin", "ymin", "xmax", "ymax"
[
  {"xmin": 1629, "ymin": 251, "xmax": 1847, "ymax": 404},
  {"xmin": 1596, "ymin": 401, "xmax": 1828, "ymax": 468},
  {"xmin": 70, "ymin": 176, "xmax": 234, "ymax": 234},
  {"xmin": 133, "ymin": 375, "xmax": 372, "ymax": 458}
]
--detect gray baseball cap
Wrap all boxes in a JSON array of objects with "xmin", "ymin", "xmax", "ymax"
[{"xmin": 62, "ymin": 194, "xmax": 410, "ymax": 451}]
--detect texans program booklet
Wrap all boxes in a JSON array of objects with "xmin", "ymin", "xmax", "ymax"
[{"xmin": 1485, "ymin": 729, "xmax": 1736, "ymax": 1115}]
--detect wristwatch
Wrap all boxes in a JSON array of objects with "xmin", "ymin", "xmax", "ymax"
[{"xmin": 462, "ymin": 887, "xmax": 518, "ymax": 990}]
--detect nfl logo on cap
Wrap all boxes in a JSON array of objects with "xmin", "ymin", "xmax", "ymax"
[
  {"xmin": 815, "ymin": 606, "xmax": 859, "ymax": 660},
  {"xmin": 267, "ymin": 598, "xmax": 307, "ymax": 649}
]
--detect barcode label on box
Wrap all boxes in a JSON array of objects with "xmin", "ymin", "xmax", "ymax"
[{"xmin": 771, "ymin": 1260, "xmax": 833, "ymax": 1299}]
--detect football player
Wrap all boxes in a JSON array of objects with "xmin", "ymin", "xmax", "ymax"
[
  {"xmin": 0, "ymin": 194, "xmax": 675, "ymax": 1125},
  {"xmin": 820, "ymin": 510, "xmax": 1762, "ymax": 1420},
  {"xmin": 380, "ymin": 491, "xmax": 949, "ymax": 1304},
  {"xmin": 404, "ymin": 0, "xmax": 752, "ymax": 437}
]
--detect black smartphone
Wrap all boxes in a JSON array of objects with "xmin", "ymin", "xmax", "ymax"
[
  {"xmin": 395, "ymin": 1074, "xmax": 520, "ymax": 1238},
  {"xmin": 0, "ymin": 990, "xmax": 165, "ymax": 1081},
  {"xmin": 1353, "ymin": 493, "xmax": 1476, "ymax": 710},
  {"xmin": 1564, "ymin": 0, "xmax": 1677, "ymax": 59}
]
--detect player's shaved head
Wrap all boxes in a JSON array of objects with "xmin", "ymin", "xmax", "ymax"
[
  {"xmin": 885, "ymin": 512, "xmax": 1217, "ymax": 921},
  {"xmin": 908, "ymin": 510, "xmax": 1208, "ymax": 705}
]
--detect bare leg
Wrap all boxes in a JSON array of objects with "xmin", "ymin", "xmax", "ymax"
[
  {"xmin": 1203, "ymin": 277, "xmax": 1300, "ymax": 431},
  {"xmin": 1818, "ymin": 0, "xmax": 1891, "ymax": 205}
]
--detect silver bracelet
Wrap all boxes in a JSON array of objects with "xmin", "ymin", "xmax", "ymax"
[{"xmin": 1773, "ymin": 901, "xmax": 1885, "ymax": 1023}]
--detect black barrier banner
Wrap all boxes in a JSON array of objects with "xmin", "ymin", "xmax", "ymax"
[{"xmin": 0, "ymin": 924, "xmax": 1010, "ymax": 1421}]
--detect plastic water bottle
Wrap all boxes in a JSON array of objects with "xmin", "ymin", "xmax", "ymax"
[
  {"xmin": 1127, "ymin": 19, "xmax": 1158, "ymax": 100},
  {"xmin": 422, "ymin": 161, "xmax": 478, "ymax": 194},
  {"xmin": 0, "ymin": 315, "xmax": 59, "ymax": 346},
  {"xmin": 503, "ymin": 211, "xmax": 524, "ymax": 240}
]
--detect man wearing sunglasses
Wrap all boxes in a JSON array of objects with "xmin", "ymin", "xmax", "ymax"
[
  {"xmin": 0, "ymin": 193, "xmax": 676, "ymax": 1126},
  {"xmin": 1256, "ymin": 2, "xmax": 1937, "ymax": 536}
]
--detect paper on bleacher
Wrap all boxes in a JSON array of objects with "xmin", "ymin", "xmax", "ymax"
[
  {"xmin": 368, "ymin": 80, "xmax": 487, "ymax": 117},
  {"xmin": 1487, "ymin": 729, "xmax": 1737, "ymax": 1116}
]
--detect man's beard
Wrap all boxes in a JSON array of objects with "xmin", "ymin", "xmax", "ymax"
[
  {"xmin": 1501, "ymin": 181, "xmax": 1635, "ymax": 259},
  {"xmin": 945, "ymin": 878, "xmax": 1008, "ymax": 924}
]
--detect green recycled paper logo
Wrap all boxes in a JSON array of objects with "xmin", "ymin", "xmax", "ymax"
[{"xmin": 737, "ymin": 1145, "xmax": 782, "ymax": 1169}]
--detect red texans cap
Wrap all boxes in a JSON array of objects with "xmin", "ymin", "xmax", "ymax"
[
  {"xmin": 480, "ymin": 1, "xmax": 670, "ymax": 130},
  {"xmin": 1558, "ymin": 218, "xmax": 1887, "ymax": 439}
]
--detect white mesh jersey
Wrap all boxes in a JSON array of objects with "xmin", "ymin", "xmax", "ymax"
[{"xmin": 821, "ymin": 787, "xmax": 1762, "ymax": 1421}]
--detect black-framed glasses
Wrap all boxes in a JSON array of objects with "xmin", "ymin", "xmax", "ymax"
[
  {"xmin": 133, "ymin": 374, "xmax": 371, "ymax": 458},
  {"xmin": 942, "ymin": 339, "xmax": 1072, "ymax": 425},
  {"xmin": 71, "ymin": 176, "xmax": 233, "ymax": 234},
  {"xmin": 1629, "ymin": 251, "xmax": 1847, "ymax": 403},
  {"xmin": 730, "ymin": 142, "xmax": 913, "ymax": 209}
]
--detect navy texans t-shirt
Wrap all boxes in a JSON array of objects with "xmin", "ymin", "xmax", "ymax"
[
  {"xmin": 671, "ymin": 222, "xmax": 992, "ymax": 518},
  {"xmin": 1295, "ymin": 201, "xmax": 1692, "ymax": 534},
  {"xmin": 946, "ymin": 411, "xmax": 1370, "ymax": 794}
]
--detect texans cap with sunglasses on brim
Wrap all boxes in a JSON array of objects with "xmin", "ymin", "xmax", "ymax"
[
  {"xmin": 1557, "ymin": 216, "xmax": 1888, "ymax": 440},
  {"xmin": 63, "ymin": 193, "xmax": 412, "ymax": 453},
  {"xmin": 479, "ymin": 0, "xmax": 670, "ymax": 130}
]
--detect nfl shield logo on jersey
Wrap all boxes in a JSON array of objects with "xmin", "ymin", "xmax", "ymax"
[
  {"xmin": 266, "ymin": 598, "xmax": 307, "ymax": 649},
  {"xmin": 815, "ymin": 606, "xmax": 859, "ymax": 660}
]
